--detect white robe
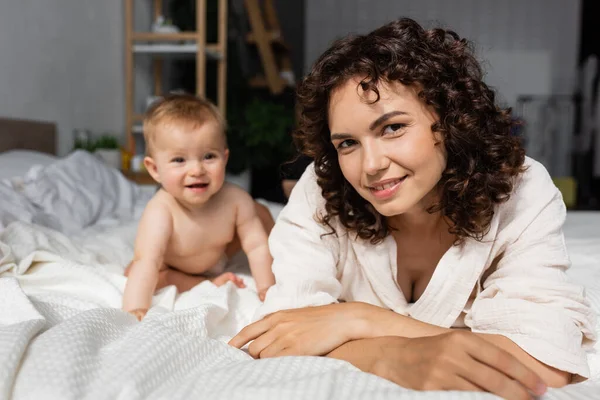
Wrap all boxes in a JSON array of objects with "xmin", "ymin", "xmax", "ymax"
[{"xmin": 259, "ymin": 157, "xmax": 597, "ymax": 378}]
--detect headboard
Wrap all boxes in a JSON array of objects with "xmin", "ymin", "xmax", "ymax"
[{"xmin": 0, "ymin": 117, "xmax": 57, "ymax": 155}]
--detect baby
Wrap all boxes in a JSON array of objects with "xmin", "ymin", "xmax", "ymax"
[{"xmin": 122, "ymin": 94, "xmax": 275, "ymax": 320}]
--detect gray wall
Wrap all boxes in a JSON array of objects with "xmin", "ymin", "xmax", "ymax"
[
  {"xmin": 305, "ymin": 0, "xmax": 581, "ymax": 108},
  {"xmin": 275, "ymin": 0, "xmax": 305, "ymax": 82},
  {"xmin": 0, "ymin": 1, "xmax": 580, "ymax": 156},
  {"xmin": 0, "ymin": 0, "xmax": 125, "ymax": 156}
]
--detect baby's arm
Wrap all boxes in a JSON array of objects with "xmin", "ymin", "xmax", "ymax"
[
  {"xmin": 235, "ymin": 194, "xmax": 275, "ymax": 300},
  {"xmin": 122, "ymin": 201, "xmax": 173, "ymax": 319}
]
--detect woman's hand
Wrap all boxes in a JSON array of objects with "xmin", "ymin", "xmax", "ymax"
[
  {"xmin": 228, "ymin": 302, "xmax": 383, "ymax": 358},
  {"xmin": 329, "ymin": 332, "xmax": 547, "ymax": 400}
]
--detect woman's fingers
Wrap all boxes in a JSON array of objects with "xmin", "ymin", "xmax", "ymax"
[
  {"xmin": 466, "ymin": 336, "xmax": 545, "ymax": 396},
  {"xmin": 253, "ymin": 334, "xmax": 294, "ymax": 358},
  {"xmin": 457, "ymin": 355, "xmax": 533, "ymax": 400},
  {"xmin": 228, "ymin": 317, "xmax": 273, "ymax": 348},
  {"xmin": 444, "ymin": 376, "xmax": 484, "ymax": 393},
  {"xmin": 247, "ymin": 327, "xmax": 282, "ymax": 358}
]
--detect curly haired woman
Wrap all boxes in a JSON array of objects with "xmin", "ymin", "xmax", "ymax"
[{"xmin": 230, "ymin": 18, "xmax": 596, "ymax": 398}]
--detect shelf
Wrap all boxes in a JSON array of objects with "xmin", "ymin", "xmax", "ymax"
[
  {"xmin": 125, "ymin": 0, "xmax": 228, "ymax": 153},
  {"xmin": 246, "ymin": 30, "xmax": 288, "ymax": 50},
  {"xmin": 132, "ymin": 32, "xmax": 199, "ymax": 41},
  {"xmin": 132, "ymin": 123, "xmax": 143, "ymax": 134},
  {"xmin": 249, "ymin": 74, "xmax": 294, "ymax": 89},
  {"xmin": 133, "ymin": 43, "xmax": 222, "ymax": 59}
]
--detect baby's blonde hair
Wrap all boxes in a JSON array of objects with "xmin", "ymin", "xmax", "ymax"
[{"xmin": 143, "ymin": 94, "xmax": 226, "ymax": 155}]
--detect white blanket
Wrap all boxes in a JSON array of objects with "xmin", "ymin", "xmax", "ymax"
[{"xmin": 0, "ymin": 153, "xmax": 599, "ymax": 399}]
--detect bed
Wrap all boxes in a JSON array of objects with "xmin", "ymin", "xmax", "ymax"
[{"xmin": 0, "ymin": 118, "xmax": 598, "ymax": 399}]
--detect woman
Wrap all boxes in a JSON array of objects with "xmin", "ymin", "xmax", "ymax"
[{"xmin": 229, "ymin": 18, "xmax": 596, "ymax": 398}]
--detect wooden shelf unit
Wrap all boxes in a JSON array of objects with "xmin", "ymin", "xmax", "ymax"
[
  {"xmin": 124, "ymin": 0, "xmax": 228, "ymax": 153},
  {"xmin": 243, "ymin": 0, "xmax": 294, "ymax": 95}
]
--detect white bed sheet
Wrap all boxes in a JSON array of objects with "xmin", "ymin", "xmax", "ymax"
[
  {"xmin": 0, "ymin": 153, "xmax": 598, "ymax": 400},
  {"xmin": 0, "ymin": 149, "xmax": 57, "ymax": 181}
]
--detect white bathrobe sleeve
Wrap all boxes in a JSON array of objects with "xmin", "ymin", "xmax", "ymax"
[
  {"xmin": 255, "ymin": 164, "xmax": 343, "ymax": 320},
  {"xmin": 466, "ymin": 162, "xmax": 597, "ymax": 377}
]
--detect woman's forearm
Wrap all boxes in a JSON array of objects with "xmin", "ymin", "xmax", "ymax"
[
  {"xmin": 357, "ymin": 304, "xmax": 571, "ymax": 387},
  {"xmin": 479, "ymin": 334, "xmax": 571, "ymax": 388},
  {"xmin": 328, "ymin": 335, "xmax": 569, "ymax": 389},
  {"xmin": 326, "ymin": 338, "xmax": 385, "ymax": 372}
]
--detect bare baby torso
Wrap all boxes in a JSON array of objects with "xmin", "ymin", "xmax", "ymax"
[{"xmin": 160, "ymin": 188, "xmax": 238, "ymax": 275}]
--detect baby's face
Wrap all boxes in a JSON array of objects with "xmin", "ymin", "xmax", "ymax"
[{"xmin": 146, "ymin": 121, "xmax": 229, "ymax": 207}]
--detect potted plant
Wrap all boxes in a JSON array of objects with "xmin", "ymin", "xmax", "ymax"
[
  {"xmin": 93, "ymin": 134, "xmax": 121, "ymax": 170},
  {"xmin": 226, "ymin": 98, "xmax": 295, "ymax": 191}
]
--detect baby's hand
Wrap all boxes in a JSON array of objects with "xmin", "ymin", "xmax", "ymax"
[
  {"xmin": 129, "ymin": 308, "xmax": 148, "ymax": 321},
  {"xmin": 257, "ymin": 287, "xmax": 270, "ymax": 302},
  {"xmin": 211, "ymin": 272, "xmax": 246, "ymax": 288}
]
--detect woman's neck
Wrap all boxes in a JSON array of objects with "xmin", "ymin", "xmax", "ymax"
[
  {"xmin": 387, "ymin": 189, "xmax": 449, "ymax": 238},
  {"xmin": 389, "ymin": 208, "xmax": 444, "ymax": 236}
]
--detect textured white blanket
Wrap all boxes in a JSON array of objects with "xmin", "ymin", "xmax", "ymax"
[{"xmin": 0, "ymin": 217, "xmax": 598, "ymax": 400}]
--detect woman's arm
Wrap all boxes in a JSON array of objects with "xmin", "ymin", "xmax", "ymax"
[
  {"xmin": 231, "ymin": 300, "xmax": 570, "ymax": 388},
  {"xmin": 350, "ymin": 304, "xmax": 571, "ymax": 387},
  {"xmin": 461, "ymin": 163, "xmax": 595, "ymax": 382},
  {"xmin": 326, "ymin": 334, "xmax": 548, "ymax": 399}
]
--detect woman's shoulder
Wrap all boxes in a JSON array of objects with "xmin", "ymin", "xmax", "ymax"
[
  {"xmin": 282, "ymin": 163, "xmax": 348, "ymax": 236},
  {"xmin": 514, "ymin": 156, "xmax": 557, "ymax": 196},
  {"xmin": 287, "ymin": 162, "xmax": 327, "ymax": 210},
  {"xmin": 493, "ymin": 156, "xmax": 564, "ymax": 237}
]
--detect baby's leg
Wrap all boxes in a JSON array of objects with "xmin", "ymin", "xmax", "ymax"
[
  {"xmin": 126, "ymin": 259, "xmax": 246, "ymax": 293},
  {"xmin": 158, "ymin": 267, "xmax": 245, "ymax": 292},
  {"xmin": 210, "ymin": 272, "xmax": 246, "ymax": 288},
  {"xmin": 159, "ymin": 267, "xmax": 209, "ymax": 292}
]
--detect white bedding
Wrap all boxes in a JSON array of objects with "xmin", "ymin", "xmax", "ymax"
[
  {"xmin": 0, "ymin": 151, "xmax": 598, "ymax": 399},
  {"xmin": 0, "ymin": 150, "xmax": 57, "ymax": 181}
]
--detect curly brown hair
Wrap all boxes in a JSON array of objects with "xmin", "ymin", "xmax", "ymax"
[{"xmin": 294, "ymin": 18, "xmax": 526, "ymax": 244}]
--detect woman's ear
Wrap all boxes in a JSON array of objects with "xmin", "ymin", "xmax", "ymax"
[{"xmin": 144, "ymin": 157, "xmax": 161, "ymax": 183}]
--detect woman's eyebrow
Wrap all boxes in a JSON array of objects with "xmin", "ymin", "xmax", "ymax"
[
  {"xmin": 369, "ymin": 111, "xmax": 408, "ymax": 130},
  {"xmin": 330, "ymin": 133, "xmax": 353, "ymax": 141}
]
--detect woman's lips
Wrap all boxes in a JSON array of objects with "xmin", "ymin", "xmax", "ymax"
[{"xmin": 368, "ymin": 176, "xmax": 407, "ymax": 199}]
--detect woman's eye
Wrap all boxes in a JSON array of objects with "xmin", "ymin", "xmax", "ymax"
[
  {"xmin": 383, "ymin": 123, "xmax": 406, "ymax": 135},
  {"xmin": 171, "ymin": 157, "xmax": 185, "ymax": 163},
  {"xmin": 337, "ymin": 139, "xmax": 356, "ymax": 149}
]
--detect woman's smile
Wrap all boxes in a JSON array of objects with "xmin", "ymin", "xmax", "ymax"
[{"xmin": 367, "ymin": 175, "xmax": 408, "ymax": 200}]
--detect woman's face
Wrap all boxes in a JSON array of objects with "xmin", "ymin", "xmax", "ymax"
[{"xmin": 328, "ymin": 78, "xmax": 447, "ymax": 217}]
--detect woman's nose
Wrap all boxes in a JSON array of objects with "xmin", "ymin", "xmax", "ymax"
[{"xmin": 362, "ymin": 141, "xmax": 389, "ymax": 175}]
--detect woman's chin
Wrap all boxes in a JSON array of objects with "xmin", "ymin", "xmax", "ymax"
[{"xmin": 371, "ymin": 202, "xmax": 410, "ymax": 218}]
